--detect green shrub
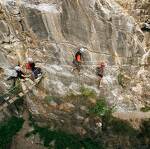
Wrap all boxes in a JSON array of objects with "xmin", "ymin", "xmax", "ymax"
[
  {"xmin": 0, "ymin": 116, "xmax": 24, "ymax": 149},
  {"xmin": 44, "ymin": 96, "xmax": 54, "ymax": 102},
  {"xmin": 89, "ymin": 98, "xmax": 110, "ymax": 117},
  {"xmin": 80, "ymin": 86, "xmax": 96, "ymax": 98},
  {"xmin": 140, "ymin": 106, "xmax": 150, "ymax": 112},
  {"xmin": 26, "ymin": 114, "xmax": 104, "ymax": 149},
  {"xmin": 109, "ymin": 118, "xmax": 138, "ymax": 136},
  {"xmin": 26, "ymin": 126, "xmax": 104, "ymax": 149},
  {"xmin": 9, "ymin": 83, "xmax": 22, "ymax": 95},
  {"xmin": 0, "ymin": 83, "xmax": 23, "ymax": 101},
  {"xmin": 140, "ymin": 119, "xmax": 150, "ymax": 138}
]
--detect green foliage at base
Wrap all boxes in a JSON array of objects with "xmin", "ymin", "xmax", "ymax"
[
  {"xmin": 9, "ymin": 83, "xmax": 22, "ymax": 95},
  {"xmin": 27, "ymin": 114, "xmax": 104, "ymax": 149},
  {"xmin": 0, "ymin": 116, "xmax": 24, "ymax": 149},
  {"xmin": 107, "ymin": 117, "xmax": 138, "ymax": 136},
  {"xmin": 89, "ymin": 98, "xmax": 138, "ymax": 136},
  {"xmin": 80, "ymin": 86, "xmax": 96, "ymax": 98},
  {"xmin": 31, "ymin": 127, "xmax": 103, "ymax": 149},
  {"xmin": 44, "ymin": 96, "xmax": 54, "ymax": 103},
  {"xmin": 140, "ymin": 106, "xmax": 150, "ymax": 112},
  {"xmin": 139, "ymin": 119, "xmax": 150, "ymax": 138},
  {"xmin": 89, "ymin": 98, "xmax": 111, "ymax": 117},
  {"xmin": 0, "ymin": 83, "xmax": 22, "ymax": 101},
  {"xmin": 44, "ymin": 96, "xmax": 59, "ymax": 103}
]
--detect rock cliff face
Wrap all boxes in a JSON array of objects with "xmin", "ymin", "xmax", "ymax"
[
  {"xmin": 0, "ymin": 0, "xmax": 150, "ymax": 148},
  {"xmin": 115, "ymin": 0, "xmax": 150, "ymax": 49}
]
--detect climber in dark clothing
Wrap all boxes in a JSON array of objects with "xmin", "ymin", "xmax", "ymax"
[
  {"xmin": 96, "ymin": 62, "xmax": 105, "ymax": 88},
  {"xmin": 141, "ymin": 21, "xmax": 150, "ymax": 32},
  {"xmin": 72, "ymin": 48, "xmax": 86, "ymax": 73},
  {"xmin": 26, "ymin": 58, "xmax": 42, "ymax": 79},
  {"xmin": 7, "ymin": 66, "xmax": 25, "ymax": 86}
]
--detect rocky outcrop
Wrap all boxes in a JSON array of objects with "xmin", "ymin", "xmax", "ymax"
[
  {"xmin": 0, "ymin": 0, "xmax": 148, "ymax": 108},
  {"xmin": 0, "ymin": 0, "xmax": 149, "ymax": 145},
  {"xmin": 115, "ymin": 0, "xmax": 150, "ymax": 23},
  {"xmin": 115, "ymin": 0, "xmax": 150, "ymax": 49}
]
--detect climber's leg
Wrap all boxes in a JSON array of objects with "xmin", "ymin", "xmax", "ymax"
[
  {"xmin": 98, "ymin": 75, "xmax": 103, "ymax": 88},
  {"xmin": 98, "ymin": 78, "xmax": 101, "ymax": 88},
  {"xmin": 12, "ymin": 78, "xmax": 17, "ymax": 86},
  {"xmin": 72, "ymin": 60, "xmax": 81, "ymax": 74}
]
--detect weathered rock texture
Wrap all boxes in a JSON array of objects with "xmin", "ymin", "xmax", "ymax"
[
  {"xmin": 0, "ymin": 0, "xmax": 149, "ymax": 146},
  {"xmin": 116, "ymin": 0, "xmax": 150, "ymax": 49}
]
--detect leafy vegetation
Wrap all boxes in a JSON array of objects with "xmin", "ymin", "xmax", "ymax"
[
  {"xmin": 27, "ymin": 89, "xmax": 150, "ymax": 149},
  {"xmin": 44, "ymin": 96, "xmax": 54, "ymax": 103},
  {"xmin": 89, "ymin": 98, "xmax": 111, "ymax": 117},
  {"xmin": 0, "ymin": 116, "xmax": 24, "ymax": 149},
  {"xmin": 140, "ymin": 106, "xmax": 150, "ymax": 112},
  {"xmin": 80, "ymin": 86, "xmax": 96, "ymax": 98},
  {"xmin": 27, "ymin": 126, "xmax": 104, "ymax": 149},
  {"xmin": 139, "ymin": 119, "xmax": 150, "ymax": 138},
  {"xmin": 89, "ymin": 98, "xmax": 138, "ymax": 136},
  {"xmin": 26, "ymin": 114, "xmax": 104, "ymax": 149},
  {"xmin": 9, "ymin": 83, "xmax": 22, "ymax": 95},
  {"xmin": 0, "ymin": 83, "xmax": 22, "ymax": 102},
  {"xmin": 107, "ymin": 117, "xmax": 138, "ymax": 136}
]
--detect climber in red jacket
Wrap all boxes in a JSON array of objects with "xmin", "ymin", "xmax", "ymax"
[
  {"xmin": 26, "ymin": 57, "xmax": 42, "ymax": 79},
  {"xmin": 72, "ymin": 48, "xmax": 86, "ymax": 73}
]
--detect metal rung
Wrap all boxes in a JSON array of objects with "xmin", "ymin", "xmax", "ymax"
[
  {"xmin": 28, "ymin": 79, "xmax": 34, "ymax": 85},
  {"xmin": 22, "ymin": 85, "xmax": 27, "ymax": 91},
  {"xmin": 9, "ymin": 99, "xmax": 14, "ymax": 104},
  {"xmin": 4, "ymin": 97, "xmax": 10, "ymax": 101},
  {"xmin": 18, "ymin": 92, "xmax": 24, "ymax": 97},
  {"xmin": 24, "ymin": 90, "xmax": 28, "ymax": 94},
  {"xmin": 36, "ymin": 77, "xmax": 42, "ymax": 82}
]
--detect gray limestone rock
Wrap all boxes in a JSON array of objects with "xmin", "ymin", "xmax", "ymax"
[{"xmin": 0, "ymin": 1, "xmax": 149, "ymax": 146}]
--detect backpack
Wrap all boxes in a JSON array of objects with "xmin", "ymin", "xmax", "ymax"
[
  {"xmin": 33, "ymin": 67, "xmax": 42, "ymax": 78},
  {"xmin": 75, "ymin": 51, "xmax": 82, "ymax": 62}
]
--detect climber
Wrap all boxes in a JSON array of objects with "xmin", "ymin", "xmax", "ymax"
[
  {"xmin": 141, "ymin": 21, "xmax": 150, "ymax": 31},
  {"xmin": 72, "ymin": 47, "xmax": 86, "ymax": 73},
  {"xmin": 26, "ymin": 58, "xmax": 35, "ymax": 71},
  {"xmin": 7, "ymin": 66, "xmax": 26, "ymax": 86},
  {"xmin": 26, "ymin": 57, "xmax": 42, "ymax": 79},
  {"xmin": 96, "ymin": 62, "xmax": 105, "ymax": 88}
]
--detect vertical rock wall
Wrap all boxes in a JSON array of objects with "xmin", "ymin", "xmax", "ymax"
[{"xmin": 0, "ymin": 0, "xmax": 149, "ymax": 133}]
